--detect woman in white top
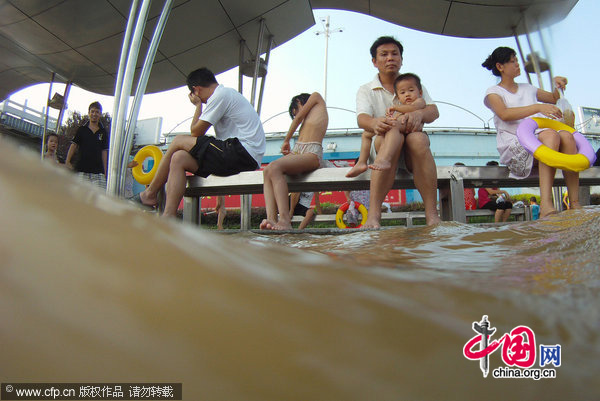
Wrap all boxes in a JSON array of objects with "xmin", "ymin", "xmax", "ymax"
[{"xmin": 482, "ymin": 46, "xmax": 579, "ymax": 218}]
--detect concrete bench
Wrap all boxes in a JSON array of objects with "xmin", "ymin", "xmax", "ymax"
[{"xmin": 184, "ymin": 165, "xmax": 600, "ymax": 229}]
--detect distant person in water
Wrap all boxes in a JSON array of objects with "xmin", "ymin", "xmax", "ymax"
[
  {"xmin": 44, "ymin": 133, "xmax": 60, "ymax": 164},
  {"xmin": 347, "ymin": 73, "xmax": 426, "ymax": 177},
  {"xmin": 215, "ymin": 195, "xmax": 227, "ymax": 230},
  {"xmin": 477, "ymin": 161, "xmax": 513, "ymax": 222},
  {"xmin": 482, "ymin": 46, "xmax": 578, "ymax": 218},
  {"xmin": 290, "ymin": 192, "xmax": 322, "ymax": 230},
  {"xmin": 530, "ymin": 196, "xmax": 540, "ymax": 220},
  {"xmin": 453, "ymin": 162, "xmax": 476, "ymax": 210},
  {"xmin": 260, "ymin": 92, "xmax": 328, "ymax": 230},
  {"xmin": 136, "ymin": 67, "xmax": 265, "ymax": 216}
]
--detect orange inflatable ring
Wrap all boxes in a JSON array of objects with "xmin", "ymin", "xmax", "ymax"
[
  {"xmin": 132, "ymin": 145, "xmax": 163, "ymax": 185},
  {"xmin": 335, "ymin": 202, "xmax": 368, "ymax": 229}
]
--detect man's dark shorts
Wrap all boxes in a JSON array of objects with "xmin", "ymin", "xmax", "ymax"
[
  {"xmin": 189, "ymin": 136, "xmax": 258, "ymax": 177},
  {"xmin": 293, "ymin": 202, "xmax": 309, "ymax": 217},
  {"xmin": 480, "ymin": 200, "xmax": 513, "ymax": 211}
]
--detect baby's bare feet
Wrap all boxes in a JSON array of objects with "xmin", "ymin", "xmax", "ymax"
[
  {"xmin": 346, "ymin": 162, "xmax": 368, "ymax": 178},
  {"xmin": 368, "ymin": 159, "xmax": 391, "ymax": 171}
]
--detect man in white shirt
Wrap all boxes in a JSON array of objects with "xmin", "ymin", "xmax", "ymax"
[
  {"xmin": 356, "ymin": 36, "xmax": 440, "ymax": 227},
  {"xmin": 137, "ymin": 67, "xmax": 266, "ymax": 217}
]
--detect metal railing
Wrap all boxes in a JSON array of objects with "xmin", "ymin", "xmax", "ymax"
[{"xmin": 0, "ymin": 100, "xmax": 58, "ymax": 136}]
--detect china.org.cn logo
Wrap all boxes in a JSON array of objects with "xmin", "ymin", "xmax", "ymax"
[{"xmin": 462, "ymin": 315, "xmax": 561, "ymax": 380}]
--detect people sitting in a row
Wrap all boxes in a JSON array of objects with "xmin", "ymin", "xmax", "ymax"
[
  {"xmin": 133, "ymin": 37, "xmax": 582, "ymax": 229},
  {"xmin": 478, "ymin": 160, "xmax": 513, "ymax": 223},
  {"xmin": 457, "ymin": 161, "xmax": 549, "ymax": 223}
]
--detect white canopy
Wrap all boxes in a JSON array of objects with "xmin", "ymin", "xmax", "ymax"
[{"xmin": 0, "ymin": 0, "xmax": 578, "ymax": 100}]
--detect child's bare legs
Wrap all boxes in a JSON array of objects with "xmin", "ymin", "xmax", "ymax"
[
  {"xmin": 559, "ymin": 130, "xmax": 581, "ymax": 209},
  {"xmin": 260, "ymin": 173, "xmax": 278, "ymax": 230},
  {"xmin": 261, "ymin": 160, "xmax": 284, "ymax": 229},
  {"xmin": 298, "ymin": 208, "xmax": 316, "ymax": 230},
  {"xmin": 369, "ymin": 126, "xmax": 402, "ymax": 172},
  {"xmin": 262, "ymin": 153, "xmax": 320, "ymax": 230},
  {"xmin": 139, "ymin": 135, "xmax": 197, "ymax": 207},
  {"xmin": 216, "ymin": 196, "xmax": 226, "ymax": 230},
  {"xmin": 346, "ymin": 131, "xmax": 374, "ymax": 177},
  {"xmin": 494, "ymin": 209, "xmax": 504, "ymax": 223},
  {"xmin": 495, "ymin": 208, "xmax": 511, "ymax": 222}
]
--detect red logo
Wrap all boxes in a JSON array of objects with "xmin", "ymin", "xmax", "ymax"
[{"xmin": 463, "ymin": 315, "xmax": 536, "ymax": 377}]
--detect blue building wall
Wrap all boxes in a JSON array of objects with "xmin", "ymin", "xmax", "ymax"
[
  {"xmin": 264, "ymin": 128, "xmax": 600, "ymax": 202},
  {"xmin": 265, "ymin": 128, "xmax": 503, "ymax": 166}
]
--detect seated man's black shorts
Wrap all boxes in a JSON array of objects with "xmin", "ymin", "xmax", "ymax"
[
  {"xmin": 293, "ymin": 202, "xmax": 309, "ymax": 217},
  {"xmin": 188, "ymin": 136, "xmax": 258, "ymax": 177},
  {"xmin": 480, "ymin": 200, "xmax": 513, "ymax": 211},
  {"xmin": 289, "ymin": 194, "xmax": 309, "ymax": 217}
]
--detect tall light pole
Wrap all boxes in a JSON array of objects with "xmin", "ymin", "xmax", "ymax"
[{"xmin": 315, "ymin": 16, "xmax": 342, "ymax": 102}]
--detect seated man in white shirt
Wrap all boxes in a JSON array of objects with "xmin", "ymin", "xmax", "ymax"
[
  {"xmin": 355, "ymin": 36, "xmax": 440, "ymax": 227},
  {"xmin": 137, "ymin": 67, "xmax": 266, "ymax": 217}
]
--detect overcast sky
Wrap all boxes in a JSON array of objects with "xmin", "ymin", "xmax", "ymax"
[{"xmin": 7, "ymin": 0, "xmax": 599, "ymax": 136}]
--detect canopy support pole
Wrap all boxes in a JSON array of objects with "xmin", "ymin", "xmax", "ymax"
[
  {"xmin": 55, "ymin": 81, "xmax": 72, "ymax": 133},
  {"xmin": 523, "ymin": 19, "xmax": 544, "ymax": 90},
  {"xmin": 41, "ymin": 72, "xmax": 55, "ymax": 159},
  {"xmin": 108, "ymin": 0, "xmax": 139, "ymax": 195},
  {"xmin": 242, "ymin": 19, "xmax": 267, "ymax": 230},
  {"xmin": 250, "ymin": 19, "xmax": 265, "ymax": 108},
  {"xmin": 117, "ymin": 0, "xmax": 174, "ymax": 196},
  {"xmin": 513, "ymin": 31, "xmax": 532, "ymax": 85},
  {"xmin": 256, "ymin": 35, "xmax": 273, "ymax": 117},
  {"xmin": 238, "ymin": 40, "xmax": 245, "ymax": 93},
  {"xmin": 536, "ymin": 25, "xmax": 554, "ymax": 91},
  {"xmin": 107, "ymin": 0, "xmax": 151, "ymax": 196}
]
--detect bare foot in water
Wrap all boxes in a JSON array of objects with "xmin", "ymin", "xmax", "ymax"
[
  {"xmin": 363, "ymin": 213, "xmax": 381, "ymax": 229},
  {"xmin": 139, "ymin": 190, "xmax": 158, "ymax": 207},
  {"xmin": 368, "ymin": 159, "xmax": 391, "ymax": 171},
  {"xmin": 346, "ymin": 162, "xmax": 368, "ymax": 178},
  {"xmin": 362, "ymin": 221, "xmax": 381, "ymax": 229},
  {"xmin": 260, "ymin": 219, "xmax": 276, "ymax": 230},
  {"xmin": 425, "ymin": 211, "xmax": 441, "ymax": 226},
  {"xmin": 540, "ymin": 206, "xmax": 558, "ymax": 218},
  {"xmin": 273, "ymin": 220, "xmax": 292, "ymax": 231}
]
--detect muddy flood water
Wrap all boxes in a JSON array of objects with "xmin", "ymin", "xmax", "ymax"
[{"xmin": 2, "ymin": 140, "xmax": 599, "ymax": 400}]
